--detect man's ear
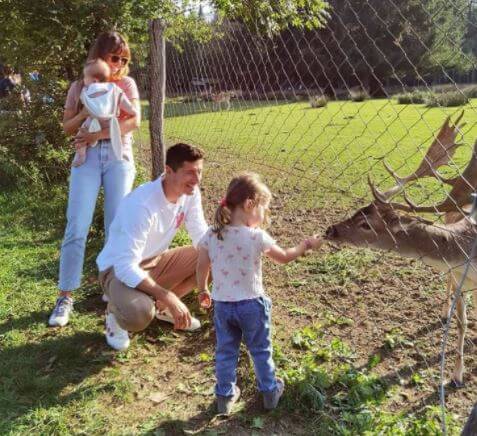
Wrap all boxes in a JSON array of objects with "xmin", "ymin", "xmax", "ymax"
[{"xmin": 164, "ymin": 165, "xmax": 173, "ymax": 176}]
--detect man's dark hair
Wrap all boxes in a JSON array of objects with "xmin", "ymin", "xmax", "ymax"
[{"xmin": 166, "ymin": 143, "xmax": 204, "ymax": 171}]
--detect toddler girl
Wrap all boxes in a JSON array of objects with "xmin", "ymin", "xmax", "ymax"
[
  {"xmin": 72, "ymin": 59, "xmax": 137, "ymax": 167},
  {"xmin": 196, "ymin": 172, "xmax": 322, "ymax": 414}
]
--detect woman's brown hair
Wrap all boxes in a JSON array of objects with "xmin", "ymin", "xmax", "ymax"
[
  {"xmin": 87, "ymin": 31, "xmax": 131, "ymax": 80},
  {"xmin": 213, "ymin": 172, "xmax": 271, "ymax": 240}
]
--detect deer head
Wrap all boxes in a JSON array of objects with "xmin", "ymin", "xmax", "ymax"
[{"xmin": 325, "ymin": 112, "xmax": 476, "ymax": 258}]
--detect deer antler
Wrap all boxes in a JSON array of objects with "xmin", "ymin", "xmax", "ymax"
[
  {"xmin": 369, "ymin": 112, "xmax": 477, "ymax": 213},
  {"xmin": 371, "ymin": 111, "xmax": 465, "ymax": 201}
]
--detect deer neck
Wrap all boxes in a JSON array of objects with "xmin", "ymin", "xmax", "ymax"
[{"xmin": 390, "ymin": 219, "xmax": 477, "ymax": 271}]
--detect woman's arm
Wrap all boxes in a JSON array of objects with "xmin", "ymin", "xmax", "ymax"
[
  {"xmin": 74, "ymin": 98, "xmax": 141, "ymax": 146},
  {"xmin": 63, "ymin": 106, "xmax": 89, "ymax": 136}
]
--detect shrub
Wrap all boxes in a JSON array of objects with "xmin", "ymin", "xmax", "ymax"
[
  {"xmin": 309, "ymin": 94, "xmax": 328, "ymax": 108},
  {"xmin": 463, "ymin": 85, "xmax": 477, "ymax": 99},
  {"xmin": 396, "ymin": 90, "xmax": 432, "ymax": 104},
  {"xmin": 425, "ymin": 90, "xmax": 469, "ymax": 107},
  {"xmin": 349, "ymin": 88, "xmax": 368, "ymax": 102},
  {"xmin": 0, "ymin": 76, "xmax": 71, "ymax": 187}
]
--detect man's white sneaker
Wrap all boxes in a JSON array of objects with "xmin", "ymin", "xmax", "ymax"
[
  {"xmin": 105, "ymin": 312, "xmax": 130, "ymax": 351},
  {"xmin": 48, "ymin": 296, "xmax": 73, "ymax": 327},
  {"xmin": 102, "ymin": 293, "xmax": 109, "ymax": 303},
  {"xmin": 156, "ymin": 308, "xmax": 201, "ymax": 331}
]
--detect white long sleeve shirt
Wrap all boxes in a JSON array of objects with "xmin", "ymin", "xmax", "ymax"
[{"xmin": 97, "ymin": 176, "xmax": 208, "ymax": 288}]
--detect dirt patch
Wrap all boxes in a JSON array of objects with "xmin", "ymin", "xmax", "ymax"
[{"xmin": 131, "ymin": 146, "xmax": 475, "ymax": 432}]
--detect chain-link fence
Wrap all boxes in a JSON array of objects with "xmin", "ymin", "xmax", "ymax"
[{"xmin": 138, "ymin": 0, "xmax": 477, "ymax": 432}]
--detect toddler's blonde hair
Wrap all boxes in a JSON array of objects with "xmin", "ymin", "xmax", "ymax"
[{"xmin": 213, "ymin": 172, "xmax": 271, "ymax": 240}]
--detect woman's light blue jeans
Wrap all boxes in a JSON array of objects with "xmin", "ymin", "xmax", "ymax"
[
  {"xmin": 58, "ymin": 140, "xmax": 135, "ymax": 291},
  {"xmin": 213, "ymin": 296, "xmax": 278, "ymax": 397}
]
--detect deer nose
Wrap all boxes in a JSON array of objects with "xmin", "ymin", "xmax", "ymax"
[{"xmin": 325, "ymin": 225, "xmax": 337, "ymax": 239}]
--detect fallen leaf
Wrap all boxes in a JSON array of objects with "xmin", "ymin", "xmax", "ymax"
[{"xmin": 149, "ymin": 392, "xmax": 168, "ymax": 404}]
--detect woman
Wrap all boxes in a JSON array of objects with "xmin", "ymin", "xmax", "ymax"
[{"xmin": 49, "ymin": 31, "xmax": 140, "ymax": 327}]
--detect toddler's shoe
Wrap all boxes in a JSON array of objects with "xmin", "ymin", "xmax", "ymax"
[
  {"xmin": 216, "ymin": 387, "xmax": 241, "ymax": 415},
  {"xmin": 263, "ymin": 378, "xmax": 285, "ymax": 410}
]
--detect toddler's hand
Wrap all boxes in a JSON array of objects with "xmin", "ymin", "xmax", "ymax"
[
  {"xmin": 198, "ymin": 290, "xmax": 212, "ymax": 309},
  {"xmin": 305, "ymin": 235, "xmax": 324, "ymax": 251}
]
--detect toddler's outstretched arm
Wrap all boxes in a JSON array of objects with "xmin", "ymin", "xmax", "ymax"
[
  {"xmin": 196, "ymin": 246, "xmax": 212, "ymax": 308},
  {"xmin": 265, "ymin": 235, "xmax": 323, "ymax": 264}
]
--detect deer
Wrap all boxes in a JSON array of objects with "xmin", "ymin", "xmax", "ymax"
[
  {"xmin": 324, "ymin": 112, "xmax": 477, "ymax": 387},
  {"xmin": 211, "ymin": 91, "xmax": 232, "ymax": 111}
]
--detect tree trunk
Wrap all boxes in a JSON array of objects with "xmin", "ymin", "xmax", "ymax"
[{"xmin": 148, "ymin": 18, "xmax": 167, "ymax": 180}]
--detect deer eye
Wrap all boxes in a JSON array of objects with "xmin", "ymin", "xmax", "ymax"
[{"xmin": 359, "ymin": 221, "xmax": 371, "ymax": 231}]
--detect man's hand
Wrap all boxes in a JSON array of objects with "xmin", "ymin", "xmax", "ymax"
[
  {"xmin": 198, "ymin": 290, "xmax": 212, "ymax": 309},
  {"xmin": 163, "ymin": 292, "xmax": 192, "ymax": 330}
]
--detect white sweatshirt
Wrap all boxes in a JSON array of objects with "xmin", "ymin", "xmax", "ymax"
[{"xmin": 97, "ymin": 176, "xmax": 208, "ymax": 288}]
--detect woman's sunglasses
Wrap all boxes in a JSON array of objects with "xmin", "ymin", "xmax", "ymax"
[{"xmin": 107, "ymin": 54, "xmax": 129, "ymax": 66}]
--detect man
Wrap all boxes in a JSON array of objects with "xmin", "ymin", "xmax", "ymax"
[{"xmin": 97, "ymin": 143, "xmax": 208, "ymax": 350}]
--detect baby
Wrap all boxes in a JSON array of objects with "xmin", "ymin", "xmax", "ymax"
[{"xmin": 72, "ymin": 59, "xmax": 137, "ymax": 167}]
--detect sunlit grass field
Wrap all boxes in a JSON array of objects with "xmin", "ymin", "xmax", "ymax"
[{"xmin": 139, "ymin": 97, "xmax": 477, "ymax": 207}]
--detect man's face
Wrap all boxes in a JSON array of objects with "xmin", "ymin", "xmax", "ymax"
[{"xmin": 167, "ymin": 159, "xmax": 203, "ymax": 195}]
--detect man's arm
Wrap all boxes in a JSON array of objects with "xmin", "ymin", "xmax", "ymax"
[
  {"xmin": 136, "ymin": 276, "xmax": 192, "ymax": 329},
  {"xmin": 113, "ymin": 205, "xmax": 192, "ymax": 329}
]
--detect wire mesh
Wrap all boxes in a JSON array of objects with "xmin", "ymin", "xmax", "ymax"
[{"xmin": 139, "ymin": 0, "xmax": 477, "ymax": 432}]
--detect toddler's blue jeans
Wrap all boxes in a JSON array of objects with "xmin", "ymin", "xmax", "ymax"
[{"xmin": 213, "ymin": 296, "xmax": 278, "ymax": 397}]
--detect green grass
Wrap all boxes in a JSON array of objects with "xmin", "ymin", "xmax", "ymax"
[
  {"xmin": 2, "ymin": 97, "xmax": 474, "ymax": 433},
  {"xmin": 141, "ymin": 97, "xmax": 477, "ymax": 207}
]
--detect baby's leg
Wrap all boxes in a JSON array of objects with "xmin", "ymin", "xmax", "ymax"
[{"xmin": 72, "ymin": 146, "xmax": 87, "ymax": 167}]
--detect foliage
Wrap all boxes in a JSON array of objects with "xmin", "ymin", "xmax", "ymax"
[
  {"xmin": 281, "ymin": 325, "xmax": 462, "ymax": 434},
  {"xmin": 349, "ymin": 88, "xmax": 369, "ymax": 102},
  {"xmin": 213, "ymin": 0, "xmax": 330, "ymax": 34},
  {"xmin": 0, "ymin": 78, "xmax": 71, "ymax": 186},
  {"xmin": 425, "ymin": 90, "xmax": 469, "ymax": 107},
  {"xmin": 395, "ymin": 90, "xmax": 433, "ymax": 104},
  {"xmin": 309, "ymin": 95, "xmax": 328, "ymax": 108},
  {"xmin": 463, "ymin": 85, "xmax": 477, "ymax": 99}
]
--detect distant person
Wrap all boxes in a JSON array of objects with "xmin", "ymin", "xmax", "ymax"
[
  {"xmin": 48, "ymin": 31, "xmax": 140, "ymax": 328},
  {"xmin": 196, "ymin": 172, "xmax": 323, "ymax": 414},
  {"xmin": 0, "ymin": 65, "xmax": 17, "ymax": 98}
]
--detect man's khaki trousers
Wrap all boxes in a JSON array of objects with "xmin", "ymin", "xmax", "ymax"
[{"xmin": 99, "ymin": 246, "xmax": 198, "ymax": 332}]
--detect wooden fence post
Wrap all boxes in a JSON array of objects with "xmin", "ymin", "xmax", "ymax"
[{"xmin": 148, "ymin": 18, "xmax": 167, "ymax": 179}]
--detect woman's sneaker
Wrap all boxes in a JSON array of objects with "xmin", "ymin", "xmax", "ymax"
[
  {"xmin": 105, "ymin": 312, "xmax": 130, "ymax": 351},
  {"xmin": 156, "ymin": 308, "xmax": 201, "ymax": 331},
  {"xmin": 48, "ymin": 296, "xmax": 74, "ymax": 327},
  {"xmin": 263, "ymin": 378, "xmax": 285, "ymax": 410},
  {"xmin": 217, "ymin": 386, "xmax": 241, "ymax": 415}
]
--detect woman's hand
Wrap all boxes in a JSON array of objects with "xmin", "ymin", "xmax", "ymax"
[
  {"xmin": 74, "ymin": 127, "xmax": 100, "ymax": 148},
  {"xmin": 198, "ymin": 290, "xmax": 212, "ymax": 309}
]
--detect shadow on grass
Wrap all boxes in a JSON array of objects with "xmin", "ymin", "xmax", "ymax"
[{"xmin": 0, "ymin": 331, "xmax": 114, "ymax": 434}]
